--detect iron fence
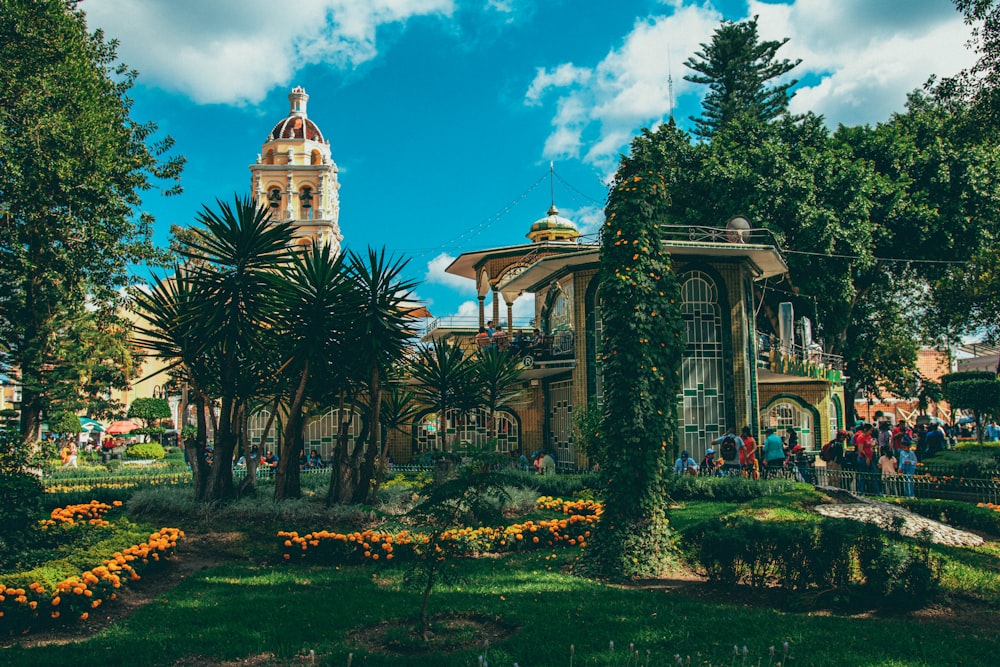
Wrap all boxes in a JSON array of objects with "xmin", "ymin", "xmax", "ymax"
[{"xmin": 812, "ymin": 468, "xmax": 1000, "ymax": 505}]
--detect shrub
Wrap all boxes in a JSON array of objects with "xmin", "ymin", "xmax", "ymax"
[
  {"xmin": 126, "ymin": 442, "xmax": 166, "ymax": 460},
  {"xmin": 686, "ymin": 515, "xmax": 941, "ymax": 606},
  {"xmin": 664, "ymin": 475, "xmax": 801, "ymax": 502},
  {"xmin": 896, "ymin": 498, "xmax": 1000, "ymax": 536},
  {"xmin": 0, "ymin": 430, "xmax": 44, "ymax": 570}
]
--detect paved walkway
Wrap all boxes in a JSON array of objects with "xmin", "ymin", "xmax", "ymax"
[{"xmin": 812, "ymin": 486, "xmax": 985, "ymax": 548}]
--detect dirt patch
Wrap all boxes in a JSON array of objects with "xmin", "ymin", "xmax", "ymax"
[{"xmin": 347, "ymin": 613, "xmax": 517, "ymax": 656}]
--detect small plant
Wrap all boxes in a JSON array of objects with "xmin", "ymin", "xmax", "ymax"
[{"xmin": 403, "ymin": 465, "xmax": 513, "ymax": 641}]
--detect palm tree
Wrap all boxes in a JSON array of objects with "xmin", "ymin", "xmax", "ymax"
[
  {"xmin": 181, "ymin": 195, "xmax": 295, "ymax": 501},
  {"xmin": 130, "ymin": 267, "xmax": 215, "ymax": 500},
  {"xmin": 409, "ymin": 339, "xmax": 476, "ymax": 452},
  {"xmin": 471, "ymin": 346, "xmax": 524, "ymax": 441},
  {"xmin": 270, "ymin": 242, "xmax": 352, "ymax": 500},
  {"xmin": 343, "ymin": 248, "xmax": 418, "ymax": 503}
]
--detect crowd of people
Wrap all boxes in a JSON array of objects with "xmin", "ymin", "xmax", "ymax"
[
  {"xmin": 475, "ymin": 320, "xmax": 544, "ymax": 355},
  {"xmin": 819, "ymin": 418, "xmax": 950, "ymax": 497}
]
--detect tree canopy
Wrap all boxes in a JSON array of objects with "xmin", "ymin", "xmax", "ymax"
[{"xmin": 0, "ymin": 0, "xmax": 183, "ymax": 443}]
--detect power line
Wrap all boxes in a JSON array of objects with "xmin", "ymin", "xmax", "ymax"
[{"xmin": 784, "ymin": 248, "xmax": 970, "ymax": 266}]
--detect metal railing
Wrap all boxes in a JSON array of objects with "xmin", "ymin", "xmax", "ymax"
[
  {"xmin": 756, "ymin": 331, "xmax": 844, "ymax": 379},
  {"xmin": 659, "ymin": 224, "xmax": 781, "ymax": 246},
  {"xmin": 812, "ymin": 468, "xmax": 1000, "ymax": 504}
]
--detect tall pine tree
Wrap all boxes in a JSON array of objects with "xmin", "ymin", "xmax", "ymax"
[{"xmin": 684, "ymin": 16, "xmax": 800, "ymax": 138}]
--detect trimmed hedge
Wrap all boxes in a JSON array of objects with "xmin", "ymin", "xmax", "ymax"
[
  {"xmin": 893, "ymin": 498, "xmax": 1000, "ymax": 537},
  {"xmin": 125, "ymin": 442, "xmax": 166, "ymax": 460},
  {"xmin": 683, "ymin": 515, "xmax": 941, "ymax": 607}
]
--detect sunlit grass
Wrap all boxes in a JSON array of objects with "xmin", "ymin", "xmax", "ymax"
[{"xmin": 6, "ymin": 548, "xmax": 1000, "ymax": 666}]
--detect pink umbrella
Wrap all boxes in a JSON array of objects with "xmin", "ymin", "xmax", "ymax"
[{"xmin": 106, "ymin": 419, "xmax": 141, "ymax": 435}]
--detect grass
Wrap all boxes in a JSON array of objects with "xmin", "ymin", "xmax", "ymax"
[
  {"xmin": 5, "ymin": 550, "xmax": 1000, "ymax": 666},
  {"xmin": 5, "ymin": 482, "xmax": 1000, "ymax": 665}
]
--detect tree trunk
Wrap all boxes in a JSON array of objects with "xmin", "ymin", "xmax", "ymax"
[
  {"xmin": 275, "ymin": 364, "xmax": 310, "ymax": 501},
  {"xmin": 189, "ymin": 391, "xmax": 211, "ymax": 501},
  {"xmin": 355, "ymin": 368, "xmax": 382, "ymax": 503},
  {"xmin": 326, "ymin": 393, "xmax": 356, "ymax": 505},
  {"xmin": 17, "ymin": 388, "xmax": 43, "ymax": 446},
  {"xmin": 207, "ymin": 390, "xmax": 238, "ymax": 501}
]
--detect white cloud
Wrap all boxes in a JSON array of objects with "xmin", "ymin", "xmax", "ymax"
[
  {"xmin": 750, "ymin": 0, "xmax": 978, "ymax": 127},
  {"xmin": 82, "ymin": 0, "xmax": 456, "ymax": 105},
  {"xmin": 524, "ymin": 4, "xmax": 722, "ymax": 172},
  {"xmin": 425, "ymin": 252, "xmax": 473, "ymax": 290},
  {"xmin": 526, "ymin": 63, "xmax": 592, "ymax": 105},
  {"xmin": 527, "ymin": 0, "xmax": 977, "ymax": 170}
]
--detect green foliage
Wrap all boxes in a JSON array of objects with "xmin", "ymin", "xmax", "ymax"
[
  {"xmin": 684, "ymin": 16, "xmax": 801, "ymax": 137},
  {"xmin": 0, "ymin": 430, "xmax": 44, "ymax": 569},
  {"xmin": 663, "ymin": 474, "xmax": 801, "ymax": 502},
  {"xmin": 126, "ymin": 442, "xmax": 166, "ymax": 460},
  {"xmin": 407, "ymin": 339, "xmax": 475, "ymax": 452},
  {"xmin": 0, "ymin": 0, "xmax": 182, "ymax": 442},
  {"xmin": 572, "ymin": 402, "xmax": 604, "ymax": 461},
  {"xmin": 583, "ymin": 124, "xmax": 685, "ymax": 579},
  {"xmin": 687, "ymin": 515, "xmax": 941, "ymax": 607},
  {"xmin": 941, "ymin": 372, "xmax": 1000, "ymax": 441},
  {"xmin": 499, "ymin": 469, "xmax": 602, "ymax": 498},
  {"xmin": 126, "ymin": 398, "xmax": 171, "ymax": 426},
  {"xmin": 894, "ymin": 497, "xmax": 1000, "ymax": 535},
  {"xmin": 47, "ymin": 411, "xmax": 81, "ymax": 435}
]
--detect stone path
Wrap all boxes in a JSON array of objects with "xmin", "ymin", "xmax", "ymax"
[{"xmin": 812, "ymin": 486, "xmax": 985, "ymax": 548}]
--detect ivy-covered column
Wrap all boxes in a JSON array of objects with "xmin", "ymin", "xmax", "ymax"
[{"xmin": 582, "ymin": 129, "xmax": 685, "ymax": 579}]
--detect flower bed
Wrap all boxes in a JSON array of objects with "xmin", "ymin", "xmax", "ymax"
[
  {"xmin": 39, "ymin": 500, "xmax": 123, "ymax": 529},
  {"xmin": 278, "ymin": 496, "xmax": 603, "ymax": 564},
  {"xmin": 0, "ymin": 516, "xmax": 183, "ymax": 635}
]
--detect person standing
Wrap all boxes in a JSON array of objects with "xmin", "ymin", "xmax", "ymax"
[
  {"xmin": 853, "ymin": 423, "xmax": 877, "ymax": 495},
  {"xmin": 822, "ymin": 429, "xmax": 848, "ymax": 488},
  {"xmin": 740, "ymin": 426, "xmax": 759, "ymax": 479},
  {"xmin": 878, "ymin": 445, "xmax": 897, "ymax": 496},
  {"xmin": 762, "ymin": 427, "xmax": 785, "ymax": 479},
  {"xmin": 898, "ymin": 440, "xmax": 918, "ymax": 498},
  {"xmin": 713, "ymin": 428, "xmax": 745, "ymax": 475},
  {"xmin": 62, "ymin": 440, "xmax": 78, "ymax": 468}
]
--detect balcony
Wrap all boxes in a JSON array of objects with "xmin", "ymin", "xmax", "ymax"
[{"xmin": 757, "ymin": 332, "xmax": 844, "ymax": 384}]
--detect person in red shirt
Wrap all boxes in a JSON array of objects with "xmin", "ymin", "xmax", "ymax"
[
  {"xmin": 852, "ymin": 423, "xmax": 877, "ymax": 495},
  {"xmin": 740, "ymin": 425, "xmax": 758, "ymax": 479},
  {"xmin": 891, "ymin": 419, "xmax": 913, "ymax": 452}
]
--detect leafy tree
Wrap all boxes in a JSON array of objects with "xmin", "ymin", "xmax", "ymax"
[
  {"xmin": 684, "ymin": 15, "xmax": 800, "ymax": 138},
  {"xmin": 343, "ymin": 249, "xmax": 418, "ymax": 504},
  {"xmin": 0, "ymin": 0, "xmax": 182, "ymax": 443},
  {"xmin": 582, "ymin": 128, "xmax": 685, "ymax": 579},
  {"xmin": 186, "ymin": 196, "xmax": 295, "ymax": 501},
  {"xmin": 48, "ymin": 410, "xmax": 81, "ymax": 436},
  {"xmin": 127, "ymin": 397, "xmax": 171, "ymax": 427},
  {"xmin": 403, "ymin": 465, "xmax": 511, "ymax": 641},
  {"xmin": 941, "ymin": 371, "xmax": 1000, "ymax": 443},
  {"xmin": 370, "ymin": 382, "xmax": 422, "ymax": 497},
  {"xmin": 270, "ymin": 242, "xmax": 351, "ymax": 501}
]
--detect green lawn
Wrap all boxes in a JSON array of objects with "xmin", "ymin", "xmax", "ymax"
[
  {"xmin": 5, "ymin": 549, "xmax": 1000, "ymax": 667},
  {"xmin": 4, "ymin": 478, "xmax": 999, "ymax": 666}
]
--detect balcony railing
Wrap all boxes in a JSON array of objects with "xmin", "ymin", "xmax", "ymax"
[
  {"xmin": 658, "ymin": 224, "xmax": 781, "ymax": 246},
  {"xmin": 757, "ymin": 332, "xmax": 844, "ymax": 383},
  {"xmin": 423, "ymin": 316, "xmax": 536, "ymax": 336}
]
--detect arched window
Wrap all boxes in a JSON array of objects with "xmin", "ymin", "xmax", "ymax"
[
  {"xmin": 264, "ymin": 150, "xmax": 275, "ymax": 165},
  {"xmin": 311, "ymin": 150, "xmax": 322, "ymax": 165},
  {"xmin": 267, "ymin": 187, "xmax": 282, "ymax": 214},
  {"xmin": 305, "ymin": 407, "xmax": 363, "ymax": 459},
  {"xmin": 761, "ymin": 401, "xmax": 814, "ymax": 449},
  {"xmin": 413, "ymin": 408, "xmax": 520, "ymax": 453},
  {"xmin": 678, "ymin": 271, "xmax": 726, "ymax": 456}
]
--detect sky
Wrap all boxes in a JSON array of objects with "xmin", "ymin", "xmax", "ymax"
[{"xmin": 79, "ymin": 0, "xmax": 978, "ymax": 326}]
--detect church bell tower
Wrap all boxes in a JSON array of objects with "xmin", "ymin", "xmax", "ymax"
[{"xmin": 250, "ymin": 87, "xmax": 342, "ymax": 252}]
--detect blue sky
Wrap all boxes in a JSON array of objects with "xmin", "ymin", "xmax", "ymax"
[{"xmin": 81, "ymin": 0, "xmax": 975, "ymax": 323}]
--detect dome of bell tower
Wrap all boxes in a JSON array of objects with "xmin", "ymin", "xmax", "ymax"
[{"xmin": 268, "ymin": 86, "xmax": 326, "ymax": 143}]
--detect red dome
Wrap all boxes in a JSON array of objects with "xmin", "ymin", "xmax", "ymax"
[{"xmin": 268, "ymin": 116, "xmax": 325, "ymax": 143}]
